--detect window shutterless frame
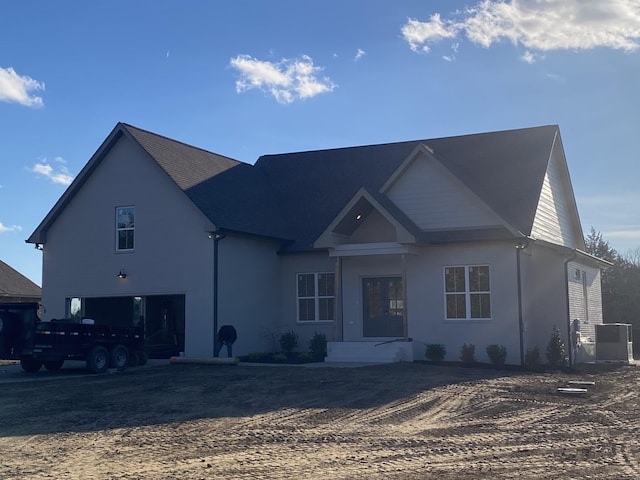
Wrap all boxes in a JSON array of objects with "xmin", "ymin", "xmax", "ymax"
[
  {"xmin": 296, "ymin": 272, "xmax": 335, "ymax": 322},
  {"xmin": 444, "ymin": 265, "xmax": 491, "ymax": 320},
  {"xmin": 115, "ymin": 206, "xmax": 135, "ymax": 251}
]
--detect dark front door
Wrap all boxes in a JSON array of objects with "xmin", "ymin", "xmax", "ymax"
[{"xmin": 362, "ymin": 277, "xmax": 404, "ymax": 337}]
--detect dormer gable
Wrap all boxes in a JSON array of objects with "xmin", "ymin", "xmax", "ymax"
[
  {"xmin": 381, "ymin": 144, "xmax": 512, "ymax": 233},
  {"xmin": 314, "ymin": 188, "xmax": 417, "ymax": 249}
]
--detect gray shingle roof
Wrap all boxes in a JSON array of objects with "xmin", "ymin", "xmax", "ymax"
[
  {"xmin": 28, "ymin": 123, "xmax": 563, "ymax": 252},
  {"xmin": 122, "ymin": 124, "xmax": 241, "ymax": 190},
  {"xmin": 0, "ymin": 260, "xmax": 41, "ymax": 299},
  {"xmin": 256, "ymin": 125, "xmax": 558, "ymax": 251}
]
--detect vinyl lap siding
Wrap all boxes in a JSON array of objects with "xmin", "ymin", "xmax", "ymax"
[
  {"xmin": 387, "ymin": 156, "xmax": 502, "ymax": 230},
  {"xmin": 567, "ymin": 262, "xmax": 603, "ymax": 343},
  {"xmin": 532, "ymin": 150, "xmax": 576, "ymax": 247}
]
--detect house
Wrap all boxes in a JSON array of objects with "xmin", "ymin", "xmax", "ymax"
[
  {"xmin": 27, "ymin": 123, "xmax": 607, "ymax": 364},
  {"xmin": 0, "ymin": 260, "xmax": 41, "ymax": 303}
]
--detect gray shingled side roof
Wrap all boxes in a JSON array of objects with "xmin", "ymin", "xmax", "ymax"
[
  {"xmin": 122, "ymin": 124, "xmax": 241, "ymax": 190},
  {"xmin": 0, "ymin": 260, "xmax": 41, "ymax": 298},
  {"xmin": 123, "ymin": 124, "xmax": 292, "ymax": 240},
  {"xmin": 256, "ymin": 125, "xmax": 558, "ymax": 251}
]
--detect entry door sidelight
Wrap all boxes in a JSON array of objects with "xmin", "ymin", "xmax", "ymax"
[{"xmin": 362, "ymin": 277, "xmax": 404, "ymax": 337}]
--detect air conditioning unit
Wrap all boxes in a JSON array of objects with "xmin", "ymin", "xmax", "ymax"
[{"xmin": 595, "ymin": 323, "xmax": 634, "ymax": 364}]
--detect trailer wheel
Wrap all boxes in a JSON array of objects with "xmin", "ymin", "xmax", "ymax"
[
  {"xmin": 136, "ymin": 351, "xmax": 148, "ymax": 366},
  {"xmin": 20, "ymin": 357, "xmax": 42, "ymax": 373},
  {"xmin": 110, "ymin": 345, "xmax": 129, "ymax": 371},
  {"xmin": 43, "ymin": 359, "xmax": 65, "ymax": 372},
  {"xmin": 87, "ymin": 345, "xmax": 109, "ymax": 374}
]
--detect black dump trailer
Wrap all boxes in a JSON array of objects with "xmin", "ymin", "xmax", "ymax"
[{"xmin": 0, "ymin": 302, "xmax": 145, "ymax": 374}]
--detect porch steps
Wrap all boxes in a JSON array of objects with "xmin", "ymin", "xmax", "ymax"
[{"xmin": 325, "ymin": 341, "xmax": 413, "ymax": 363}]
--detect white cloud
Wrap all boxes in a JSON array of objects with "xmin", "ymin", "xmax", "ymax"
[
  {"xmin": 402, "ymin": 0, "xmax": 640, "ymax": 60},
  {"xmin": 0, "ymin": 222, "xmax": 22, "ymax": 233},
  {"xmin": 31, "ymin": 158, "xmax": 74, "ymax": 186},
  {"xmin": 229, "ymin": 54, "xmax": 336, "ymax": 104},
  {"xmin": 354, "ymin": 48, "xmax": 366, "ymax": 61},
  {"xmin": 402, "ymin": 13, "xmax": 458, "ymax": 53},
  {"xmin": 0, "ymin": 66, "xmax": 45, "ymax": 107}
]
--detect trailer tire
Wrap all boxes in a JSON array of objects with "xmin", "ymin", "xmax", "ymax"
[
  {"xmin": 136, "ymin": 351, "xmax": 148, "ymax": 366},
  {"xmin": 110, "ymin": 345, "xmax": 129, "ymax": 371},
  {"xmin": 87, "ymin": 345, "xmax": 109, "ymax": 374},
  {"xmin": 20, "ymin": 357, "xmax": 42, "ymax": 373},
  {"xmin": 43, "ymin": 359, "xmax": 65, "ymax": 372}
]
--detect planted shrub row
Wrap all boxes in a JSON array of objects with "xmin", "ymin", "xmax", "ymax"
[{"xmin": 425, "ymin": 327, "xmax": 570, "ymax": 369}]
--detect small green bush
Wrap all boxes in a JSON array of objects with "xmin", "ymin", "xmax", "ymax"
[
  {"xmin": 425, "ymin": 343, "xmax": 446, "ymax": 362},
  {"xmin": 460, "ymin": 343, "xmax": 476, "ymax": 366},
  {"xmin": 309, "ymin": 332, "xmax": 327, "ymax": 361},
  {"xmin": 546, "ymin": 326, "xmax": 568, "ymax": 367},
  {"xmin": 280, "ymin": 330, "xmax": 298, "ymax": 357},
  {"xmin": 525, "ymin": 347, "xmax": 541, "ymax": 369},
  {"xmin": 486, "ymin": 344, "xmax": 507, "ymax": 366}
]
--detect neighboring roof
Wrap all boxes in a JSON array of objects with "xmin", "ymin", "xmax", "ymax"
[
  {"xmin": 28, "ymin": 123, "xmax": 569, "ymax": 252},
  {"xmin": 0, "ymin": 260, "xmax": 41, "ymax": 299}
]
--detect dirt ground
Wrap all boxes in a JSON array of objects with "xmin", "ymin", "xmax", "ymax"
[{"xmin": 0, "ymin": 361, "xmax": 639, "ymax": 480}]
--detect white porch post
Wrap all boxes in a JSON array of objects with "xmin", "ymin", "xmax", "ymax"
[
  {"xmin": 334, "ymin": 256, "xmax": 343, "ymax": 341},
  {"xmin": 402, "ymin": 254, "xmax": 408, "ymax": 341}
]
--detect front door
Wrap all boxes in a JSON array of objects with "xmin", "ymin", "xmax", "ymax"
[{"xmin": 362, "ymin": 277, "xmax": 404, "ymax": 337}]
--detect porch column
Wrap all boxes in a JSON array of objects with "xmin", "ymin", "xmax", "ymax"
[
  {"xmin": 334, "ymin": 256, "xmax": 343, "ymax": 341},
  {"xmin": 402, "ymin": 254, "xmax": 408, "ymax": 341}
]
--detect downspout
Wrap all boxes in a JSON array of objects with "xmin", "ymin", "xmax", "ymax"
[
  {"xmin": 211, "ymin": 229, "xmax": 226, "ymax": 357},
  {"xmin": 515, "ymin": 242, "xmax": 526, "ymax": 366},
  {"xmin": 564, "ymin": 250, "xmax": 577, "ymax": 366}
]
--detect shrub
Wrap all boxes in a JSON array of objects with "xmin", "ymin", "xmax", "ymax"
[
  {"xmin": 486, "ymin": 344, "xmax": 507, "ymax": 366},
  {"xmin": 309, "ymin": 332, "xmax": 327, "ymax": 361},
  {"xmin": 460, "ymin": 343, "xmax": 476, "ymax": 366},
  {"xmin": 546, "ymin": 326, "xmax": 568, "ymax": 368},
  {"xmin": 425, "ymin": 343, "xmax": 446, "ymax": 362},
  {"xmin": 280, "ymin": 330, "xmax": 298, "ymax": 357},
  {"xmin": 525, "ymin": 347, "xmax": 541, "ymax": 369}
]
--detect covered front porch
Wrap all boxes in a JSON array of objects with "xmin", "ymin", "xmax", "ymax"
[{"xmin": 325, "ymin": 242, "xmax": 418, "ymax": 363}]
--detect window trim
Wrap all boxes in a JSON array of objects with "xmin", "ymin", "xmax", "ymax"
[
  {"xmin": 296, "ymin": 272, "xmax": 335, "ymax": 323},
  {"xmin": 443, "ymin": 265, "xmax": 492, "ymax": 320},
  {"xmin": 115, "ymin": 206, "xmax": 135, "ymax": 252}
]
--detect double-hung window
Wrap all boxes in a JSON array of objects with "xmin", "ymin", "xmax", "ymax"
[
  {"xmin": 444, "ymin": 265, "xmax": 491, "ymax": 319},
  {"xmin": 297, "ymin": 272, "xmax": 335, "ymax": 322},
  {"xmin": 116, "ymin": 206, "xmax": 135, "ymax": 251}
]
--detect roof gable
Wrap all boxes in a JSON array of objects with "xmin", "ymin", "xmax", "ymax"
[
  {"xmin": 28, "ymin": 123, "xmax": 243, "ymax": 244},
  {"xmin": 531, "ymin": 131, "xmax": 586, "ymax": 249},
  {"xmin": 314, "ymin": 188, "xmax": 418, "ymax": 248},
  {"xmin": 382, "ymin": 144, "xmax": 511, "ymax": 233}
]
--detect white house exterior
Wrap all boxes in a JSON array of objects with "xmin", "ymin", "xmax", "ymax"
[{"xmin": 27, "ymin": 123, "xmax": 607, "ymax": 364}]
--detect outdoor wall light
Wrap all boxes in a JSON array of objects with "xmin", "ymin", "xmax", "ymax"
[
  {"xmin": 117, "ymin": 270, "xmax": 127, "ymax": 279},
  {"xmin": 514, "ymin": 238, "xmax": 530, "ymax": 250},
  {"xmin": 35, "ymin": 243, "xmax": 44, "ymax": 251}
]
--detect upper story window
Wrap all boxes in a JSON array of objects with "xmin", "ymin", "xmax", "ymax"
[
  {"xmin": 297, "ymin": 272, "xmax": 335, "ymax": 322},
  {"xmin": 444, "ymin": 265, "xmax": 491, "ymax": 319},
  {"xmin": 116, "ymin": 206, "xmax": 135, "ymax": 251}
]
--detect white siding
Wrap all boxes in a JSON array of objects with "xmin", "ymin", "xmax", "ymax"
[
  {"xmin": 40, "ymin": 134, "xmax": 284, "ymax": 358},
  {"xmin": 386, "ymin": 155, "xmax": 504, "ymax": 230},
  {"xmin": 279, "ymin": 252, "xmax": 336, "ymax": 350},
  {"xmin": 338, "ymin": 242, "xmax": 522, "ymax": 365},
  {"xmin": 567, "ymin": 261, "xmax": 603, "ymax": 343},
  {"xmin": 531, "ymin": 147, "xmax": 577, "ymax": 247}
]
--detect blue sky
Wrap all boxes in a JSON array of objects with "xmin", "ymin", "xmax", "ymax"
[{"xmin": 1, "ymin": 0, "xmax": 639, "ymax": 286}]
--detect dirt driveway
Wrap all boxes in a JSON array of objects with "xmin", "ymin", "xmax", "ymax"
[{"xmin": 0, "ymin": 361, "xmax": 638, "ymax": 479}]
